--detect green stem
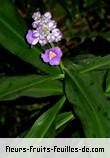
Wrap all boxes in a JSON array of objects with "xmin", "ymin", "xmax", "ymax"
[
  {"xmin": 50, "ymin": 42, "xmax": 54, "ymax": 47},
  {"xmin": 59, "ymin": 61, "xmax": 65, "ymax": 74}
]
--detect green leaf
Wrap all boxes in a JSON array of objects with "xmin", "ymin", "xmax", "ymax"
[
  {"xmin": 25, "ymin": 96, "xmax": 66, "ymax": 137},
  {"xmin": 0, "ymin": 0, "xmax": 60, "ymax": 74},
  {"xmin": 106, "ymin": 70, "xmax": 110, "ymax": 93},
  {"xmin": 80, "ymin": 54, "xmax": 110, "ymax": 73},
  {"xmin": 44, "ymin": 123, "xmax": 56, "ymax": 138},
  {"xmin": 100, "ymin": 31, "xmax": 110, "ymax": 42},
  {"xmin": 65, "ymin": 63, "xmax": 110, "ymax": 137},
  {"xmin": 55, "ymin": 112, "xmax": 74, "ymax": 130},
  {"xmin": 105, "ymin": 70, "xmax": 110, "ymax": 97},
  {"xmin": 0, "ymin": 74, "xmax": 64, "ymax": 100}
]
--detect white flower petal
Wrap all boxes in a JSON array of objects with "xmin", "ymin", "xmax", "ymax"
[
  {"xmin": 44, "ymin": 12, "xmax": 52, "ymax": 19},
  {"xmin": 32, "ymin": 12, "xmax": 41, "ymax": 20},
  {"xmin": 32, "ymin": 38, "xmax": 39, "ymax": 45}
]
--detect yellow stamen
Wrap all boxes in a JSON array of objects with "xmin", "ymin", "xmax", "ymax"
[{"xmin": 49, "ymin": 51, "xmax": 56, "ymax": 60}]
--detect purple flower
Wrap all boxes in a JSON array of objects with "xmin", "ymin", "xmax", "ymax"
[
  {"xmin": 48, "ymin": 20, "xmax": 56, "ymax": 30},
  {"xmin": 52, "ymin": 28, "xmax": 62, "ymax": 42},
  {"xmin": 41, "ymin": 47, "xmax": 62, "ymax": 66},
  {"xmin": 26, "ymin": 30, "xmax": 39, "ymax": 45},
  {"xmin": 32, "ymin": 20, "xmax": 41, "ymax": 28},
  {"xmin": 43, "ymin": 12, "xmax": 52, "ymax": 20},
  {"xmin": 32, "ymin": 11, "xmax": 41, "ymax": 20}
]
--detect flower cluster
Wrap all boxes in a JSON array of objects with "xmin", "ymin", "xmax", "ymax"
[{"xmin": 26, "ymin": 11, "xmax": 62, "ymax": 46}]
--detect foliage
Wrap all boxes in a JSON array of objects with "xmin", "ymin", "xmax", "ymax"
[{"xmin": 0, "ymin": 0, "xmax": 110, "ymax": 137}]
